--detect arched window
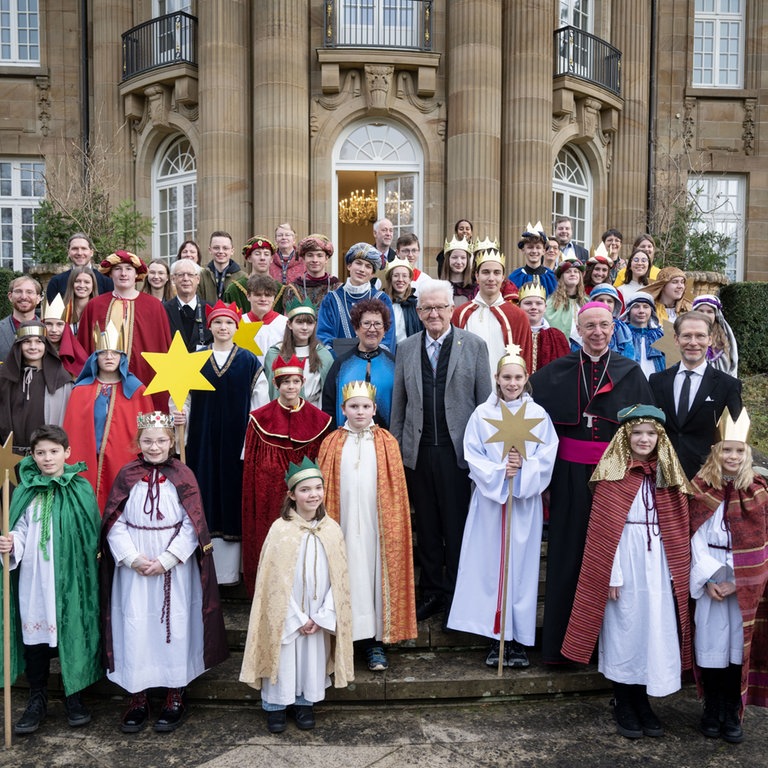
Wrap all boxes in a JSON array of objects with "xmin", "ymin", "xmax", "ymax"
[
  {"xmin": 153, "ymin": 136, "xmax": 197, "ymax": 261},
  {"xmin": 552, "ymin": 146, "xmax": 592, "ymax": 248},
  {"xmin": 334, "ymin": 122, "xmax": 422, "ymax": 253}
]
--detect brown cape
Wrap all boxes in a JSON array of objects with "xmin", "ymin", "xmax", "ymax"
[
  {"xmin": 100, "ymin": 456, "xmax": 228, "ymax": 673},
  {"xmin": 319, "ymin": 426, "xmax": 417, "ymax": 644}
]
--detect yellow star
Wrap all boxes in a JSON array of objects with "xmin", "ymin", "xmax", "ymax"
[
  {"xmin": 0, "ymin": 432, "xmax": 22, "ymax": 487},
  {"xmin": 141, "ymin": 331, "xmax": 215, "ymax": 411},
  {"xmin": 651, "ymin": 320, "xmax": 682, "ymax": 368},
  {"xmin": 483, "ymin": 400, "xmax": 545, "ymax": 460},
  {"xmin": 232, "ymin": 320, "xmax": 263, "ymax": 357}
]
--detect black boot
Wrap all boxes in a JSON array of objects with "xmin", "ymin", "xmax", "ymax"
[
  {"xmin": 15, "ymin": 688, "xmax": 48, "ymax": 735},
  {"xmin": 154, "ymin": 687, "xmax": 187, "ymax": 733},
  {"xmin": 64, "ymin": 690, "xmax": 92, "ymax": 727},
  {"xmin": 630, "ymin": 685, "xmax": 664, "ymax": 737},
  {"xmin": 699, "ymin": 668, "xmax": 721, "ymax": 738},
  {"xmin": 721, "ymin": 664, "xmax": 744, "ymax": 744},
  {"xmin": 612, "ymin": 683, "xmax": 643, "ymax": 739}
]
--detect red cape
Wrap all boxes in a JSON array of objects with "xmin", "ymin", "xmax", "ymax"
[
  {"xmin": 77, "ymin": 292, "xmax": 172, "ymax": 407},
  {"xmin": 63, "ymin": 380, "xmax": 154, "ymax": 512}
]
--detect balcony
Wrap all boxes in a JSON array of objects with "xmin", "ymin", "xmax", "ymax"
[
  {"xmin": 553, "ymin": 26, "xmax": 621, "ymax": 97},
  {"xmin": 324, "ymin": 0, "xmax": 432, "ymax": 51},
  {"xmin": 122, "ymin": 12, "xmax": 198, "ymax": 81}
]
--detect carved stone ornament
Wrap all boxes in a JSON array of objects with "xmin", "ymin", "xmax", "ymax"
[
  {"xmin": 683, "ymin": 98, "xmax": 696, "ymax": 151},
  {"xmin": 364, "ymin": 64, "xmax": 394, "ymax": 111},
  {"xmin": 35, "ymin": 76, "xmax": 51, "ymax": 137},
  {"xmin": 742, "ymin": 98, "xmax": 755, "ymax": 156}
]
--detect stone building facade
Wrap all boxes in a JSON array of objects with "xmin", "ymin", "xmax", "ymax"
[{"xmin": 0, "ymin": 1, "xmax": 764, "ymax": 282}]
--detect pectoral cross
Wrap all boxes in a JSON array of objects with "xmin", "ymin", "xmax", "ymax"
[{"xmin": 583, "ymin": 412, "xmax": 594, "ymax": 428}]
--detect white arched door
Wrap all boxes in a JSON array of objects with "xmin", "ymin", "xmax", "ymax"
[
  {"xmin": 552, "ymin": 145, "xmax": 592, "ymax": 249},
  {"xmin": 333, "ymin": 121, "xmax": 422, "ymax": 270}
]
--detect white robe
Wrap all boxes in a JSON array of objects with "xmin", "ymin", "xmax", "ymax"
[
  {"xmin": 464, "ymin": 296, "xmax": 509, "ymax": 389},
  {"xmin": 448, "ymin": 393, "xmax": 558, "ymax": 644},
  {"xmin": 599, "ymin": 487, "xmax": 681, "ymax": 696},
  {"xmin": 338, "ymin": 424, "xmax": 383, "ymax": 641},
  {"xmin": 5, "ymin": 498, "xmax": 58, "ymax": 646},
  {"xmin": 260, "ymin": 522, "xmax": 337, "ymax": 706},
  {"xmin": 107, "ymin": 477, "xmax": 205, "ymax": 692},
  {"xmin": 690, "ymin": 502, "xmax": 743, "ymax": 667}
]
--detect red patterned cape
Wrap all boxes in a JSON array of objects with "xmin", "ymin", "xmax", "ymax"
[
  {"xmin": 562, "ymin": 461, "xmax": 692, "ymax": 670},
  {"xmin": 690, "ymin": 474, "xmax": 768, "ymax": 713}
]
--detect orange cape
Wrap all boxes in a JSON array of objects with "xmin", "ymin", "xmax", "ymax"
[{"xmin": 319, "ymin": 427, "xmax": 417, "ymax": 644}]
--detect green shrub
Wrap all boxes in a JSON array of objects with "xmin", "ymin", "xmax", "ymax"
[
  {"xmin": 720, "ymin": 282, "xmax": 768, "ymax": 375},
  {"xmin": 0, "ymin": 267, "xmax": 22, "ymax": 318}
]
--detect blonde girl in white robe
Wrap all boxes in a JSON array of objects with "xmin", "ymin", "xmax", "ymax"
[{"xmin": 447, "ymin": 347, "xmax": 558, "ymax": 668}]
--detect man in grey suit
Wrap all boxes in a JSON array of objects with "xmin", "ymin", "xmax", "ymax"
[{"xmin": 391, "ymin": 280, "xmax": 491, "ymax": 623}]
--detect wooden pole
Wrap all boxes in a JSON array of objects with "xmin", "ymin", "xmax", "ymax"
[
  {"xmin": 177, "ymin": 423, "xmax": 186, "ymax": 464},
  {"xmin": 3, "ymin": 469, "xmax": 11, "ymax": 747},
  {"xmin": 497, "ymin": 492, "xmax": 513, "ymax": 678}
]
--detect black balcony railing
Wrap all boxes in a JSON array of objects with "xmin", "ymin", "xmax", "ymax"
[
  {"xmin": 324, "ymin": 0, "xmax": 432, "ymax": 50},
  {"xmin": 122, "ymin": 12, "xmax": 198, "ymax": 81},
  {"xmin": 553, "ymin": 26, "xmax": 621, "ymax": 96}
]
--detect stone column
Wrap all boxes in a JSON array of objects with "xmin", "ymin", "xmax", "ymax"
[
  {"xmin": 91, "ymin": 1, "xmax": 134, "ymax": 201},
  {"xmin": 501, "ymin": 0, "xmax": 553, "ymax": 260},
  {"xmin": 198, "ymin": 0, "xmax": 251, "ymax": 250},
  {"xmin": 608, "ymin": 3, "xmax": 651, "ymax": 238},
  {"xmin": 252, "ymin": 1, "xmax": 310, "ymax": 237},
  {"xmin": 445, "ymin": 0, "xmax": 503, "ymax": 240}
]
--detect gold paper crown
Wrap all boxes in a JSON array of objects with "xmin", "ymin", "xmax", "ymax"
[
  {"xmin": 496, "ymin": 343, "xmax": 527, "ymax": 374},
  {"xmin": 517, "ymin": 278, "xmax": 546, "ymax": 302},
  {"xmin": 285, "ymin": 456, "xmax": 324, "ymax": 491},
  {"xmin": 715, "ymin": 408, "xmax": 751, "ymax": 444},
  {"xmin": 92, "ymin": 321, "xmax": 127, "ymax": 353},
  {"xmin": 384, "ymin": 256, "xmax": 414, "ymax": 276},
  {"xmin": 341, "ymin": 380, "xmax": 377, "ymax": 403},
  {"xmin": 42, "ymin": 294, "xmax": 67, "ymax": 321},
  {"xmin": 443, "ymin": 235, "xmax": 473, "ymax": 254},
  {"xmin": 136, "ymin": 411, "xmax": 175, "ymax": 430},
  {"xmin": 589, "ymin": 241, "xmax": 614, "ymax": 266},
  {"xmin": 473, "ymin": 236, "xmax": 500, "ymax": 254},
  {"xmin": 15, "ymin": 322, "xmax": 46, "ymax": 341},
  {"xmin": 474, "ymin": 248, "xmax": 506, "ymax": 269}
]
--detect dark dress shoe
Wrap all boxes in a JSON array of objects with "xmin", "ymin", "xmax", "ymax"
[
  {"xmin": 295, "ymin": 705, "xmax": 315, "ymax": 730},
  {"xmin": 121, "ymin": 692, "xmax": 149, "ymax": 734},
  {"xmin": 65, "ymin": 692, "xmax": 92, "ymax": 727},
  {"xmin": 267, "ymin": 709, "xmax": 287, "ymax": 733},
  {"xmin": 15, "ymin": 689, "xmax": 47, "ymax": 735},
  {"xmin": 154, "ymin": 688, "xmax": 187, "ymax": 732},
  {"xmin": 721, "ymin": 702, "xmax": 744, "ymax": 743},
  {"xmin": 416, "ymin": 594, "xmax": 444, "ymax": 621}
]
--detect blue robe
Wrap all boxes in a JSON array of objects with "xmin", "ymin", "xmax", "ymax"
[{"xmin": 186, "ymin": 346, "xmax": 262, "ymax": 539}]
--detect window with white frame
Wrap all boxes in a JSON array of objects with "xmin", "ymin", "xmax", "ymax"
[
  {"xmin": 552, "ymin": 146, "xmax": 591, "ymax": 249},
  {"xmin": 338, "ymin": 1, "xmax": 420, "ymax": 48},
  {"xmin": 153, "ymin": 136, "xmax": 197, "ymax": 262},
  {"xmin": 0, "ymin": 158, "xmax": 44, "ymax": 271},
  {"xmin": 687, "ymin": 175, "xmax": 745, "ymax": 282},
  {"xmin": 559, "ymin": 0, "xmax": 591, "ymax": 32},
  {"xmin": 0, "ymin": 0, "xmax": 40, "ymax": 65},
  {"xmin": 692, "ymin": 0, "xmax": 743, "ymax": 88}
]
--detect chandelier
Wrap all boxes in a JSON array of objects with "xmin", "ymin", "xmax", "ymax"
[
  {"xmin": 338, "ymin": 189, "xmax": 378, "ymax": 225},
  {"xmin": 385, "ymin": 190, "xmax": 413, "ymax": 225}
]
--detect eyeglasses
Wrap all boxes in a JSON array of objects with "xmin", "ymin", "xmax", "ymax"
[
  {"xmin": 139, "ymin": 438, "xmax": 172, "ymax": 447},
  {"xmin": 418, "ymin": 304, "xmax": 451, "ymax": 314},
  {"xmin": 359, "ymin": 321, "xmax": 384, "ymax": 330}
]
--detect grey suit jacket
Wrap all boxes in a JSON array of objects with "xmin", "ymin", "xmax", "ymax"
[{"xmin": 390, "ymin": 327, "xmax": 491, "ymax": 470}]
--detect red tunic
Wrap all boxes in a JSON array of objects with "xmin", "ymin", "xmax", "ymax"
[
  {"xmin": 241, "ymin": 398, "xmax": 331, "ymax": 595},
  {"xmin": 530, "ymin": 326, "xmax": 570, "ymax": 373},
  {"xmin": 77, "ymin": 292, "xmax": 172, "ymax": 399}
]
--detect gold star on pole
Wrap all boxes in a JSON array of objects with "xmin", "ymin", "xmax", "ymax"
[
  {"xmin": 0, "ymin": 433, "xmax": 22, "ymax": 487},
  {"xmin": 651, "ymin": 319, "xmax": 682, "ymax": 368},
  {"xmin": 141, "ymin": 331, "xmax": 215, "ymax": 411},
  {"xmin": 483, "ymin": 400, "xmax": 545, "ymax": 460},
  {"xmin": 232, "ymin": 320, "xmax": 263, "ymax": 357}
]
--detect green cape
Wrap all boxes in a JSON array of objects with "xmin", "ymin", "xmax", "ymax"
[{"xmin": 0, "ymin": 456, "xmax": 102, "ymax": 694}]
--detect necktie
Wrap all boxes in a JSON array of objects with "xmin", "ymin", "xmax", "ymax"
[
  {"xmin": 429, "ymin": 340, "xmax": 440, "ymax": 374},
  {"xmin": 677, "ymin": 370, "xmax": 692, "ymax": 424}
]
